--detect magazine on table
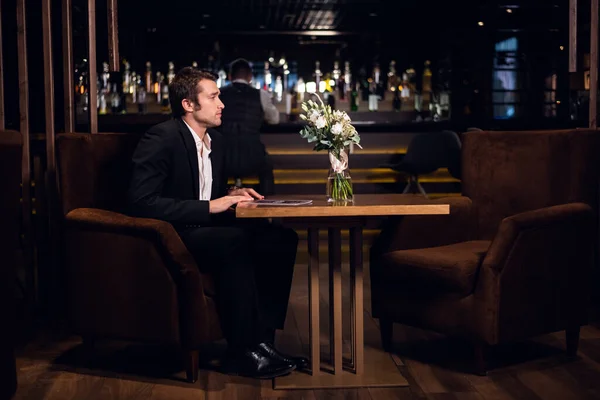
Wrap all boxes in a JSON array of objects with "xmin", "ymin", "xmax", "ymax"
[{"xmin": 250, "ymin": 199, "xmax": 313, "ymax": 206}]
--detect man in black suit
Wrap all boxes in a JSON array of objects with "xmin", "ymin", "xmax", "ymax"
[{"xmin": 127, "ymin": 67, "xmax": 306, "ymax": 379}]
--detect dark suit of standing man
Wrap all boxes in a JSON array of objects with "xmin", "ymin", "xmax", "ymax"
[
  {"xmin": 218, "ymin": 58, "xmax": 278, "ymax": 195},
  {"xmin": 127, "ymin": 67, "xmax": 306, "ymax": 379}
]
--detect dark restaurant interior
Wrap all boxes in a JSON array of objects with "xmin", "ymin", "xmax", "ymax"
[{"xmin": 2, "ymin": 0, "xmax": 600, "ymax": 399}]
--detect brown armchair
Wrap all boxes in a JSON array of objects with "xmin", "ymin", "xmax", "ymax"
[
  {"xmin": 56, "ymin": 133, "xmax": 222, "ymax": 383},
  {"xmin": 370, "ymin": 129, "xmax": 600, "ymax": 373},
  {"xmin": 0, "ymin": 130, "xmax": 22, "ymax": 399}
]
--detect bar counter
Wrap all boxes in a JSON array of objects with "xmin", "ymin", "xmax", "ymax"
[
  {"xmin": 69, "ymin": 111, "xmax": 580, "ymax": 135},
  {"xmin": 75, "ymin": 111, "xmax": 457, "ymax": 134}
]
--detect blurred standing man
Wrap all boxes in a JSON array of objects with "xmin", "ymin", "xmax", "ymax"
[
  {"xmin": 128, "ymin": 67, "xmax": 306, "ymax": 379},
  {"xmin": 218, "ymin": 58, "xmax": 279, "ymax": 195}
]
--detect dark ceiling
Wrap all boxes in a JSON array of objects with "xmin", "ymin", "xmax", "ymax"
[
  {"xmin": 70, "ymin": 0, "xmax": 566, "ymax": 74},
  {"xmin": 108, "ymin": 0, "xmax": 449, "ymax": 72},
  {"xmin": 187, "ymin": 0, "xmax": 385, "ymax": 32},
  {"xmin": 120, "ymin": 0, "xmax": 444, "ymax": 34}
]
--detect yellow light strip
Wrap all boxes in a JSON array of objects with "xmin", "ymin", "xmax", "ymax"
[
  {"xmin": 228, "ymin": 168, "xmax": 461, "ymax": 185},
  {"xmin": 269, "ymin": 168, "xmax": 454, "ymax": 175},
  {"xmin": 267, "ymin": 148, "xmax": 408, "ymax": 155}
]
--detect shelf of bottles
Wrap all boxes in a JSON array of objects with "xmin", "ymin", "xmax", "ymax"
[{"xmin": 74, "ymin": 57, "xmax": 451, "ymax": 122}]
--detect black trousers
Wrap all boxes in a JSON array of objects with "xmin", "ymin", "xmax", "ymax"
[{"xmin": 180, "ymin": 218, "xmax": 297, "ymax": 353}]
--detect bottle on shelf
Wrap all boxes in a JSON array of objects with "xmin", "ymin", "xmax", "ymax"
[
  {"xmin": 264, "ymin": 61, "xmax": 272, "ymax": 92},
  {"xmin": 359, "ymin": 66, "xmax": 369, "ymax": 101},
  {"xmin": 131, "ymin": 72, "xmax": 138, "ymax": 104},
  {"xmin": 368, "ymin": 81, "xmax": 379, "ymax": 111},
  {"xmin": 392, "ymin": 89, "xmax": 401, "ymax": 111},
  {"xmin": 283, "ymin": 63, "xmax": 290, "ymax": 93},
  {"xmin": 110, "ymin": 83, "xmax": 121, "ymax": 114},
  {"xmin": 350, "ymin": 83, "xmax": 359, "ymax": 112},
  {"xmin": 368, "ymin": 63, "xmax": 380, "ymax": 111},
  {"xmin": 123, "ymin": 60, "xmax": 131, "ymax": 94},
  {"xmin": 145, "ymin": 62, "xmax": 153, "ymax": 93},
  {"xmin": 333, "ymin": 61, "xmax": 344, "ymax": 101},
  {"xmin": 167, "ymin": 62, "xmax": 176, "ymax": 84},
  {"xmin": 156, "ymin": 72, "xmax": 163, "ymax": 103},
  {"xmin": 161, "ymin": 77, "xmax": 170, "ymax": 113},
  {"xmin": 137, "ymin": 84, "xmax": 147, "ymax": 114},
  {"xmin": 275, "ymin": 76, "xmax": 283, "ymax": 102},
  {"xmin": 217, "ymin": 68, "xmax": 227, "ymax": 88},
  {"xmin": 422, "ymin": 60, "xmax": 433, "ymax": 114},
  {"xmin": 101, "ymin": 62, "xmax": 110, "ymax": 91},
  {"xmin": 314, "ymin": 61, "xmax": 322, "ymax": 91},
  {"xmin": 387, "ymin": 60, "xmax": 399, "ymax": 92},
  {"xmin": 344, "ymin": 61, "xmax": 352, "ymax": 97},
  {"xmin": 98, "ymin": 88, "xmax": 107, "ymax": 115},
  {"xmin": 289, "ymin": 89, "xmax": 299, "ymax": 121},
  {"xmin": 296, "ymin": 77, "xmax": 305, "ymax": 102}
]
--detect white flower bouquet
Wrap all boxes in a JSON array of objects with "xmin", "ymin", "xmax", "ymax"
[{"xmin": 299, "ymin": 95, "xmax": 362, "ymax": 201}]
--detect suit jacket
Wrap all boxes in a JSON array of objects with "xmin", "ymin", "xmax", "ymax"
[{"xmin": 127, "ymin": 118, "xmax": 228, "ymax": 228}]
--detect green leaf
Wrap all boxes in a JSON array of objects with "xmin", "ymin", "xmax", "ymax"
[{"xmin": 314, "ymin": 143, "xmax": 327, "ymax": 151}]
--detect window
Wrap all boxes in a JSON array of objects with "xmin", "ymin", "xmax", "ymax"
[
  {"xmin": 543, "ymin": 73, "xmax": 558, "ymax": 118},
  {"xmin": 492, "ymin": 37, "xmax": 520, "ymax": 119}
]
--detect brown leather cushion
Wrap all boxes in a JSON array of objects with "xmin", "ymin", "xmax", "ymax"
[{"xmin": 380, "ymin": 240, "xmax": 491, "ymax": 297}]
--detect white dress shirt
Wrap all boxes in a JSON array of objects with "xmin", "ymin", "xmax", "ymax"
[
  {"xmin": 183, "ymin": 120, "xmax": 212, "ymax": 200},
  {"xmin": 232, "ymin": 79, "xmax": 280, "ymax": 124}
]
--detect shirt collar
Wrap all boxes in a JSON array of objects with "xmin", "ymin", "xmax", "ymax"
[
  {"xmin": 232, "ymin": 79, "xmax": 251, "ymax": 85},
  {"xmin": 182, "ymin": 119, "xmax": 211, "ymax": 150}
]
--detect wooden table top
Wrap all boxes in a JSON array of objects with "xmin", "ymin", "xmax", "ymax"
[{"xmin": 235, "ymin": 194, "xmax": 450, "ymax": 218}]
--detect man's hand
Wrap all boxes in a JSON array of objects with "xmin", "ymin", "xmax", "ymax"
[
  {"xmin": 209, "ymin": 195, "xmax": 253, "ymax": 214},
  {"xmin": 228, "ymin": 187, "xmax": 264, "ymax": 200}
]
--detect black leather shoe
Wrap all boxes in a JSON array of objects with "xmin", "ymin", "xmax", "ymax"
[
  {"xmin": 227, "ymin": 349, "xmax": 295, "ymax": 379},
  {"xmin": 257, "ymin": 342, "xmax": 309, "ymax": 370}
]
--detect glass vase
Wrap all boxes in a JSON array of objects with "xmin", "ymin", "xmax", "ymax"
[{"xmin": 326, "ymin": 149, "xmax": 353, "ymax": 202}]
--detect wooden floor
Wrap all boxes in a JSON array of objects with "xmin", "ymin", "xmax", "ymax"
[{"xmin": 13, "ymin": 256, "xmax": 600, "ymax": 400}]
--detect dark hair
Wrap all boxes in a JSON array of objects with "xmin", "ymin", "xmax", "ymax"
[
  {"xmin": 229, "ymin": 58, "xmax": 253, "ymax": 80},
  {"xmin": 169, "ymin": 67, "xmax": 217, "ymax": 117}
]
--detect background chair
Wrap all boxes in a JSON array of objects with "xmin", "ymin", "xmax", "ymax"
[
  {"xmin": 0, "ymin": 130, "xmax": 22, "ymax": 399},
  {"xmin": 56, "ymin": 132, "xmax": 222, "ymax": 383},
  {"xmin": 370, "ymin": 129, "xmax": 600, "ymax": 374},
  {"xmin": 381, "ymin": 130, "xmax": 461, "ymax": 197}
]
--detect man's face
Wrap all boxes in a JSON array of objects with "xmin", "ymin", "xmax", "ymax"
[{"xmin": 189, "ymin": 79, "xmax": 224, "ymax": 128}]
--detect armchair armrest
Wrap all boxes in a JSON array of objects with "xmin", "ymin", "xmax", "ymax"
[
  {"xmin": 482, "ymin": 202, "xmax": 595, "ymax": 272},
  {"xmin": 64, "ymin": 208, "xmax": 216, "ymax": 346},
  {"xmin": 370, "ymin": 196, "xmax": 474, "ymax": 257},
  {"xmin": 474, "ymin": 203, "xmax": 595, "ymax": 344},
  {"xmin": 66, "ymin": 208, "xmax": 199, "ymax": 278}
]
